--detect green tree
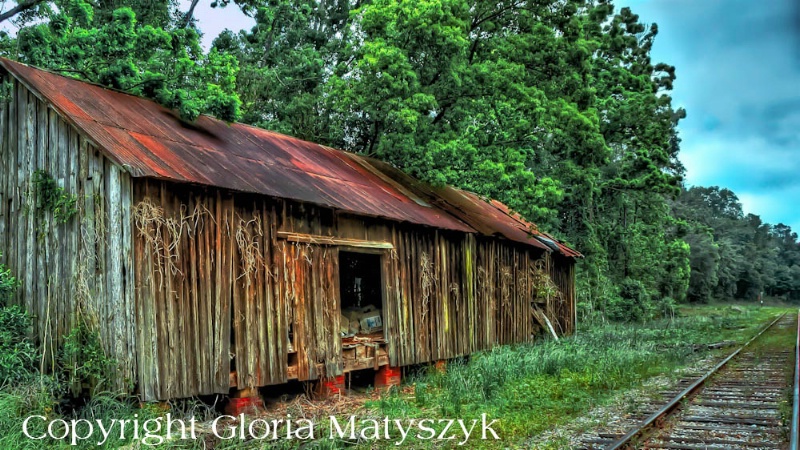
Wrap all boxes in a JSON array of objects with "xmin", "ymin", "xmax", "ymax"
[
  {"xmin": 5, "ymin": 1, "xmax": 242, "ymax": 122},
  {"xmin": 0, "ymin": 0, "xmax": 49, "ymax": 25},
  {"xmin": 212, "ymin": 0, "xmax": 352, "ymax": 140},
  {"xmin": 10, "ymin": 0, "xmax": 797, "ymax": 317},
  {"xmin": 0, "ymin": 256, "xmax": 18, "ymax": 305},
  {"xmin": 673, "ymin": 186, "xmax": 799, "ymax": 303},
  {"xmin": 220, "ymin": 0, "xmax": 691, "ymax": 317}
]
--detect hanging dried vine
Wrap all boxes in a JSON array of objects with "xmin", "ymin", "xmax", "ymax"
[
  {"xmin": 234, "ymin": 213, "xmax": 265, "ymax": 286},
  {"xmin": 133, "ymin": 198, "xmax": 212, "ymax": 287},
  {"xmin": 420, "ymin": 252, "xmax": 434, "ymax": 321}
]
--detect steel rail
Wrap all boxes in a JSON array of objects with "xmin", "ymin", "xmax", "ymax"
[
  {"xmin": 791, "ymin": 309, "xmax": 800, "ymax": 450},
  {"xmin": 606, "ymin": 312, "xmax": 788, "ymax": 450}
]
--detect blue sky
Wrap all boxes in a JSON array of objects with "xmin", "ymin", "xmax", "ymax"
[
  {"xmin": 617, "ymin": 0, "xmax": 800, "ymax": 231},
  {"xmin": 196, "ymin": 0, "xmax": 800, "ymax": 231}
]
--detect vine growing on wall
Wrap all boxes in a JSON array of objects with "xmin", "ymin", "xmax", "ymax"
[
  {"xmin": 32, "ymin": 170, "xmax": 78, "ymax": 224},
  {"xmin": 0, "ymin": 80, "xmax": 12, "ymax": 104},
  {"xmin": 59, "ymin": 319, "xmax": 118, "ymax": 396},
  {"xmin": 530, "ymin": 260, "xmax": 561, "ymax": 304}
]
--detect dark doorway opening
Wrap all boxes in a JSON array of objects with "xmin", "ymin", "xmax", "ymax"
[
  {"xmin": 339, "ymin": 251, "xmax": 383, "ymax": 310},
  {"xmin": 339, "ymin": 251, "xmax": 384, "ymax": 337},
  {"xmin": 339, "ymin": 251, "xmax": 388, "ymax": 373}
]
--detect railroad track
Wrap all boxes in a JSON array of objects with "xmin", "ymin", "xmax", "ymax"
[{"xmin": 577, "ymin": 312, "xmax": 800, "ymax": 450}]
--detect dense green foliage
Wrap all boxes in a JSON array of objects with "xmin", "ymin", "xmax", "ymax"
[
  {"xmin": 0, "ymin": 258, "xmax": 18, "ymax": 304},
  {"xmin": 674, "ymin": 186, "xmax": 800, "ymax": 302},
  {"xmin": 60, "ymin": 321, "xmax": 121, "ymax": 395},
  {"xmin": 0, "ymin": 254, "xmax": 119, "ymax": 395},
  {"xmin": 2, "ymin": 0, "xmax": 241, "ymax": 121},
  {"xmin": 212, "ymin": 0, "xmax": 737, "ymax": 319},
  {"xmin": 1, "ymin": 0, "xmax": 797, "ymax": 318},
  {"xmin": 0, "ymin": 257, "xmax": 36, "ymax": 386},
  {"xmin": 0, "ymin": 305, "xmax": 36, "ymax": 385}
]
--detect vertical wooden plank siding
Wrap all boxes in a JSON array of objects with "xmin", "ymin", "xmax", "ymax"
[
  {"xmin": 1, "ymin": 72, "xmax": 576, "ymax": 401},
  {"xmin": 0, "ymin": 76, "xmax": 136, "ymax": 392},
  {"xmin": 133, "ymin": 182, "xmax": 291, "ymax": 400},
  {"xmin": 127, "ymin": 184, "xmax": 570, "ymax": 400},
  {"xmin": 23, "ymin": 89, "xmax": 36, "ymax": 320},
  {"xmin": 0, "ymin": 77, "xmax": 6, "ymax": 262},
  {"xmin": 231, "ymin": 203, "xmax": 289, "ymax": 389}
]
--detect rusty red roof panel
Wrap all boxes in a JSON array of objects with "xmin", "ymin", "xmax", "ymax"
[
  {"xmin": 350, "ymin": 156, "xmax": 582, "ymax": 257},
  {"xmin": 1, "ymin": 58, "xmax": 581, "ymax": 257},
  {"xmin": 485, "ymin": 197, "xmax": 583, "ymax": 258},
  {"xmin": 1, "ymin": 58, "xmax": 471, "ymax": 232}
]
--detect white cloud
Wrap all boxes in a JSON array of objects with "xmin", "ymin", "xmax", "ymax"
[
  {"xmin": 180, "ymin": 0, "xmax": 256, "ymax": 50},
  {"xmin": 681, "ymin": 133, "xmax": 800, "ymax": 230}
]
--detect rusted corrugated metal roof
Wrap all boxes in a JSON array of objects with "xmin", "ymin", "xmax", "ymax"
[
  {"xmin": 0, "ymin": 58, "xmax": 580, "ymax": 257},
  {"xmin": 352, "ymin": 156, "xmax": 582, "ymax": 257},
  {"xmin": 485, "ymin": 196, "xmax": 583, "ymax": 258}
]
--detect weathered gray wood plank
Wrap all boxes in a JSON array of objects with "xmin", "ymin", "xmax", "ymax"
[
  {"xmin": 35, "ymin": 100, "xmax": 48, "ymax": 351},
  {"xmin": 8, "ymin": 81, "xmax": 20, "ymax": 302},
  {"xmin": 0, "ymin": 75, "xmax": 7, "ymax": 261},
  {"xmin": 55, "ymin": 115, "xmax": 68, "ymax": 348},
  {"xmin": 66, "ymin": 125, "xmax": 78, "ymax": 342},
  {"xmin": 23, "ymin": 92, "xmax": 37, "ymax": 317},
  {"xmin": 120, "ymin": 170, "xmax": 135, "ymax": 393}
]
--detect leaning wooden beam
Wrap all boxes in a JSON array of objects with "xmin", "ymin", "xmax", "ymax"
[
  {"xmin": 277, "ymin": 232, "xmax": 394, "ymax": 249},
  {"xmin": 533, "ymin": 306, "xmax": 559, "ymax": 341}
]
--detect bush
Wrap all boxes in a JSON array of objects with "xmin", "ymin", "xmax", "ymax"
[
  {"xmin": 60, "ymin": 321, "xmax": 118, "ymax": 396},
  {"xmin": 0, "ymin": 306, "xmax": 38, "ymax": 385},
  {"xmin": 0, "ymin": 379, "xmax": 62, "ymax": 450},
  {"xmin": 0, "ymin": 259, "xmax": 18, "ymax": 306},
  {"xmin": 606, "ymin": 278, "xmax": 651, "ymax": 322},
  {"xmin": 32, "ymin": 170, "xmax": 78, "ymax": 224}
]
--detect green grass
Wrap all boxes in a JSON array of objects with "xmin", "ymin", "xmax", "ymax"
[
  {"xmin": 355, "ymin": 304, "xmax": 792, "ymax": 448},
  {"xmin": 0, "ymin": 304, "xmax": 792, "ymax": 449}
]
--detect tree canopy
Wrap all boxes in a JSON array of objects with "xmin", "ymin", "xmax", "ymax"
[
  {"xmin": 2, "ymin": 0, "xmax": 796, "ymax": 320},
  {"xmin": 2, "ymin": 0, "xmax": 242, "ymax": 121}
]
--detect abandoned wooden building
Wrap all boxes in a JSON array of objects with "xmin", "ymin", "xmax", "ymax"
[{"xmin": 0, "ymin": 58, "xmax": 581, "ymax": 401}]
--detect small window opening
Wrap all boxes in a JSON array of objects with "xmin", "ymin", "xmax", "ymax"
[{"xmin": 339, "ymin": 251, "xmax": 383, "ymax": 337}]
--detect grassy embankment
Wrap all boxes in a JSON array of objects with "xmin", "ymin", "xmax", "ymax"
[
  {"xmin": 355, "ymin": 304, "xmax": 792, "ymax": 448},
  {"xmin": 0, "ymin": 304, "xmax": 793, "ymax": 449}
]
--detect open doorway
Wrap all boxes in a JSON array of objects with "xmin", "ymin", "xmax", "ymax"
[
  {"xmin": 339, "ymin": 251, "xmax": 383, "ymax": 337},
  {"xmin": 338, "ymin": 250, "xmax": 390, "ymax": 376}
]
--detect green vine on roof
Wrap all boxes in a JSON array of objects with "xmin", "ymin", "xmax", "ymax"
[{"xmin": 32, "ymin": 170, "xmax": 78, "ymax": 224}]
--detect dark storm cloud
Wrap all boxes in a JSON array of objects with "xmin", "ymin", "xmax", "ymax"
[
  {"xmin": 618, "ymin": 0, "xmax": 800, "ymax": 231},
  {"xmin": 747, "ymin": 98, "xmax": 800, "ymax": 148}
]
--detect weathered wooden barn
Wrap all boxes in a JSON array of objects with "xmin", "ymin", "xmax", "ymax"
[{"xmin": 0, "ymin": 58, "xmax": 580, "ymax": 401}]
